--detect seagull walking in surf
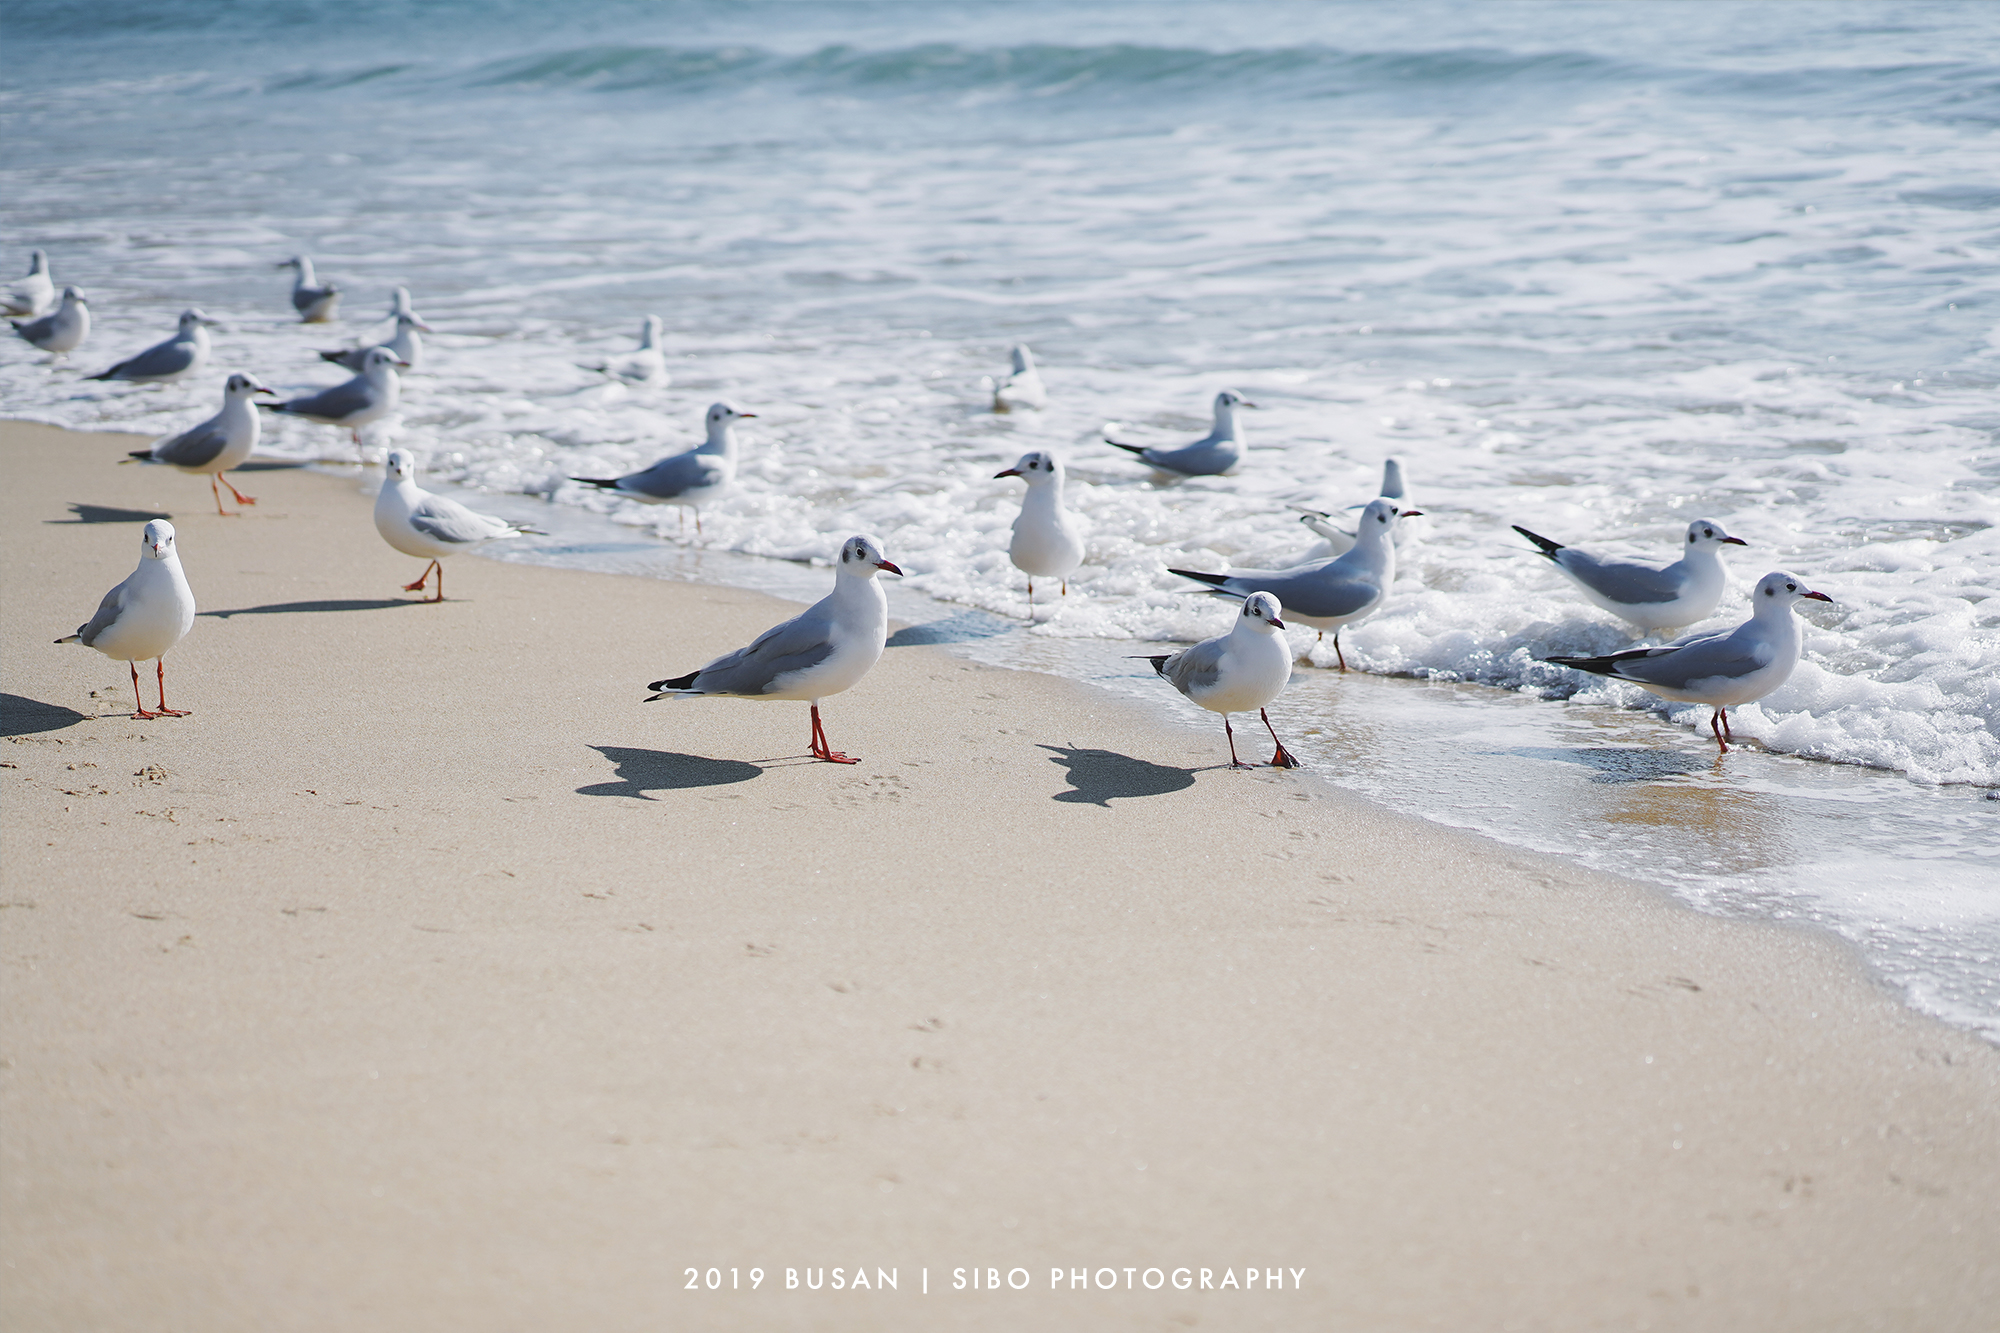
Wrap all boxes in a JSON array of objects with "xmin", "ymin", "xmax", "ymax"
[
  {"xmin": 373, "ymin": 448, "xmax": 540, "ymax": 601},
  {"xmin": 1106, "ymin": 390, "xmax": 1255, "ymax": 477},
  {"xmin": 570, "ymin": 401, "xmax": 754, "ymax": 536},
  {"xmin": 995, "ymin": 449, "xmax": 1085, "ymax": 617},
  {"xmin": 87, "ymin": 309, "xmax": 218, "ymax": 386},
  {"xmin": 11, "ymin": 285, "xmax": 89, "ymax": 360},
  {"xmin": 1513, "ymin": 518, "xmax": 1748, "ymax": 633},
  {"xmin": 279, "ymin": 256, "xmax": 341, "ymax": 323}
]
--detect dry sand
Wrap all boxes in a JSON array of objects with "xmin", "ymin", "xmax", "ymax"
[{"xmin": 2, "ymin": 419, "xmax": 1996, "ymax": 1330}]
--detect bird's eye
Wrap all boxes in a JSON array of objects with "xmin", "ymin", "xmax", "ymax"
[{"xmin": 1786, "ymin": 583, "xmax": 1796, "ymax": 591}]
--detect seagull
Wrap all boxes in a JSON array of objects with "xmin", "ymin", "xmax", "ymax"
[
  {"xmin": 278, "ymin": 256, "xmax": 341, "ymax": 323},
  {"xmin": 1513, "ymin": 518, "xmax": 1747, "ymax": 633},
  {"xmin": 320, "ymin": 312, "xmax": 432, "ymax": 373},
  {"xmin": 984, "ymin": 343, "xmax": 1046, "ymax": 412},
  {"xmin": 1106, "ymin": 390, "xmax": 1255, "ymax": 477},
  {"xmin": 645, "ymin": 534, "xmax": 902, "ymax": 764},
  {"xmin": 263, "ymin": 345, "xmax": 406, "ymax": 451},
  {"xmin": 373, "ymin": 448, "xmax": 540, "ymax": 602},
  {"xmin": 55, "ymin": 519, "xmax": 197, "ymax": 720},
  {"xmin": 569, "ymin": 401, "xmax": 754, "ymax": 536},
  {"xmin": 87, "ymin": 308, "xmax": 217, "ymax": 385},
  {"xmin": 1291, "ymin": 458, "xmax": 1408, "ymax": 560},
  {"xmin": 11, "ymin": 285, "xmax": 89, "ymax": 359},
  {"xmin": 995, "ymin": 449, "xmax": 1084, "ymax": 616},
  {"xmin": 1169, "ymin": 498, "xmax": 1421, "ymax": 671},
  {"xmin": 1545, "ymin": 571, "xmax": 1832, "ymax": 753},
  {"xmin": 387, "ymin": 286, "xmax": 419, "ymax": 322},
  {"xmin": 584, "ymin": 315, "xmax": 668, "ymax": 384},
  {"xmin": 1136, "ymin": 592, "xmax": 1299, "ymax": 769},
  {"xmin": 124, "ymin": 373, "xmax": 276, "ymax": 515},
  {"xmin": 1, "ymin": 249, "xmax": 55, "ymax": 317}
]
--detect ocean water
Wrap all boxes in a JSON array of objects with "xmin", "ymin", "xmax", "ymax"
[{"xmin": 3, "ymin": 1, "xmax": 1996, "ymax": 1033}]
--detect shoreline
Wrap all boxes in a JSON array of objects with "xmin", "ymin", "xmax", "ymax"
[{"xmin": 4, "ymin": 420, "xmax": 1998, "ymax": 1329}]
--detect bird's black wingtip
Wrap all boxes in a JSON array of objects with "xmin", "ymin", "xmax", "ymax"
[
  {"xmin": 1105, "ymin": 439, "xmax": 1148, "ymax": 456},
  {"xmin": 1166, "ymin": 567, "xmax": 1229, "ymax": 588},
  {"xmin": 85, "ymin": 369, "xmax": 116, "ymax": 381},
  {"xmin": 317, "ymin": 350, "xmax": 346, "ymax": 364},
  {"xmin": 570, "ymin": 477, "xmax": 619, "ymax": 489},
  {"xmin": 1512, "ymin": 524, "xmax": 1564, "ymax": 557},
  {"xmin": 126, "ymin": 449, "xmax": 153, "ymax": 461},
  {"xmin": 647, "ymin": 670, "xmax": 700, "ymax": 693},
  {"xmin": 1544, "ymin": 654, "xmax": 1615, "ymax": 675}
]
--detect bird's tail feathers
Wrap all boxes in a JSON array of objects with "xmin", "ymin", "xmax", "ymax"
[
  {"xmin": 1125, "ymin": 654, "xmax": 1172, "ymax": 677},
  {"xmin": 570, "ymin": 477, "xmax": 620, "ymax": 489},
  {"xmin": 53, "ymin": 633, "xmax": 78, "ymax": 644},
  {"xmin": 1166, "ymin": 567, "xmax": 1230, "ymax": 589},
  {"xmin": 1105, "ymin": 439, "xmax": 1148, "ymax": 456},
  {"xmin": 1512, "ymin": 525, "xmax": 1564, "ymax": 558}
]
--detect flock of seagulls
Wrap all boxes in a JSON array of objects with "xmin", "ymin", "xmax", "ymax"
[{"xmin": 25, "ymin": 248, "xmax": 1837, "ymax": 766}]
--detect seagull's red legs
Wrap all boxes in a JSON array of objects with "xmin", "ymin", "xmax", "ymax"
[
  {"xmin": 1261, "ymin": 708, "xmax": 1299, "ymax": 768},
  {"xmin": 209, "ymin": 475, "xmax": 234, "ymax": 517},
  {"xmin": 219, "ymin": 472, "xmax": 256, "ymax": 507},
  {"xmin": 1710, "ymin": 708, "xmax": 1729, "ymax": 753},
  {"xmin": 809, "ymin": 703, "xmax": 858, "ymax": 764},
  {"xmin": 128, "ymin": 661, "xmax": 158, "ymax": 720},
  {"xmin": 1223, "ymin": 714, "xmax": 1253, "ymax": 769},
  {"xmin": 151, "ymin": 657, "xmax": 190, "ymax": 717},
  {"xmin": 403, "ymin": 560, "xmax": 444, "ymax": 601},
  {"xmin": 1332, "ymin": 632, "xmax": 1349, "ymax": 672}
]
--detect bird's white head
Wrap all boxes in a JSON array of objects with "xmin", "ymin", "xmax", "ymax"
[
  {"xmin": 384, "ymin": 449, "xmax": 418, "ymax": 483},
  {"xmin": 838, "ymin": 534, "xmax": 903, "ymax": 579},
  {"xmin": 707, "ymin": 401, "xmax": 754, "ymax": 427},
  {"xmin": 1381, "ymin": 457, "xmax": 1406, "ymax": 500},
  {"xmin": 1214, "ymin": 389, "xmax": 1258, "ymax": 414},
  {"xmin": 362, "ymin": 346, "xmax": 407, "ymax": 374},
  {"xmin": 1359, "ymin": 497, "xmax": 1422, "ymax": 534},
  {"xmin": 1240, "ymin": 591, "xmax": 1286, "ymax": 633},
  {"xmin": 1754, "ymin": 570, "xmax": 1832, "ymax": 611},
  {"xmin": 225, "ymin": 372, "xmax": 275, "ymax": 399},
  {"xmin": 398, "ymin": 312, "xmax": 434, "ymax": 333},
  {"xmin": 180, "ymin": 308, "xmax": 219, "ymax": 331},
  {"xmin": 141, "ymin": 519, "xmax": 177, "ymax": 561},
  {"xmin": 1686, "ymin": 519, "xmax": 1747, "ymax": 552},
  {"xmin": 1010, "ymin": 344, "xmax": 1034, "ymax": 374},
  {"xmin": 278, "ymin": 256, "xmax": 305, "ymax": 271},
  {"xmin": 994, "ymin": 449, "xmax": 1063, "ymax": 487},
  {"xmin": 60, "ymin": 286, "xmax": 85, "ymax": 306},
  {"xmin": 390, "ymin": 286, "xmax": 413, "ymax": 314}
]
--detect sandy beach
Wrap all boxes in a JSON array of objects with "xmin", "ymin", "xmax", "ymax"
[{"xmin": 2, "ymin": 419, "xmax": 1996, "ymax": 1330}]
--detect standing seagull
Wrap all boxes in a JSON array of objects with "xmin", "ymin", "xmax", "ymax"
[
  {"xmin": 1, "ymin": 249, "xmax": 55, "ymax": 317},
  {"xmin": 1138, "ymin": 592, "xmax": 1299, "ymax": 769},
  {"xmin": 994, "ymin": 449, "xmax": 1084, "ymax": 616},
  {"xmin": 87, "ymin": 309, "xmax": 217, "ymax": 385},
  {"xmin": 1545, "ymin": 571, "xmax": 1832, "ymax": 753},
  {"xmin": 585, "ymin": 315, "xmax": 668, "ymax": 384},
  {"xmin": 279, "ymin": 256, "xmax": 341, "ymax": 323},
  {"xmin": 645, "ymin": 534, "xmax": 903, "ymax": 764},
  {"xmin": 12, "ymin": 285, "xmax": 90, "ymax": 359},
  {"xmin": 1513, "ymin": 518, "xmax": 1747, "ymax": 633},
  {"xmin": 1169, "ymin": 498, "xmax": 1421, "ymax": 671},
  {"xmin": 320, "ymin": 312, "xmax": 432, "ymax": 373},
  {"xmin": 264, "ymin": 345, "xmax": 405, "ymax": 451},
  {"xmin": 55, "ymin": 519, "xmax": 198, "ymax": 720},
  {"xmin": 569, "ymin": 401, "xmax": 754, "ymax": 536},
  {"xmin": 1106, "ymin": 390, "xmax": 1255, "ymax": 477},
  {"xmin": 124, "ymin": 373, "xmax": 276, "ymax": 515},
  {"xmin": 1292, "ymin": 458, "xmax": 1407, "ymax": 559},
  {"xmin": 985, "ymin": 344, "xmax": 1047, "ymax": 412},
  {"xmin": 373, "ymin": 448, "xmax": 539, "ymax": 602}
]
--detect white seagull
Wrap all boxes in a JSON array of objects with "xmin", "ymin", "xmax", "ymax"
[
  {"xmin": 1170, "ymin": 497, "xmax": 1421, "ymax": 671},
  {"xmin": 373, "ymin": 448, "xmax": 540, "ymax": 602},
  {"xmin": 569, "ymin": 401, "xmax": 754, "ymax": 536},
  {"xmin": 1106, "ymin": 390, "xmax": 1255, "ymax": 477},
  {"xmin": 1, "ymin": 249, "xmax": 55, "ymax": 317},
  {"xmin": 124, "ymin": 373, "xmax": 276, "ymax": 515},
  {"xmin": 55, "ymin": 519, "xmax": 198, "ymax": 720},
  {"xmin": 387, "ymin": 286, "xmax": 420, "ymax": 322},
  {"xmin": 264, "ymin": 345, "xmax": 406, "ymax": 451},
  {"xmin": 279, "ymin": 256, "xmax": 341, "ymax": 323},
  {"xmin": 320, "ymin": 312, "xmax": 432, "ymax": 373},
  {"xmin": 645, "ymin": 534, "xmax": 903, "ymax": 765},
  {"xmin": 1137, "ymin": 592, "xmax": 1299, "ymax": 769},
  {"xmin": 1514, "ymin": 518, "xmax": 1747, "ymax": 633},
  {"xmin": 985, "ymin": 343, "xmax": 1046, "ymax": 412},
  {"xmin": 1546, "ymin": 570, "xmax": 1832, "ymax": 752},
  {"xmin": 12, "ymin": 285, "xmax": 90, "ymax": 359},
  {"xmin": 994, "ymin": 448, "xmax": 1084, "ymax": 616},
  {"xmin": 585, "ymin": 315, "xmax": 668, "ymax": 384},
  {"xmin": 87, "ymin": 309, "xmax": 217, "ymax": 385},
  {"xmin": 1293, "ymin": 458, "xmax": 1407, "ymax": 559}
]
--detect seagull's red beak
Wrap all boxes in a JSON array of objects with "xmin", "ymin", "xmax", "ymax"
[
  {"xmin": 1270, "ymin": 617, "xmax": 1287, "ymax": 630},
  {"xmin": 1802, "ymin": 590, "xmax": 1832, "ymax": 602},
  {"xmin": 1723, "ymin": 536, "xmax": 1748, "ymax": 546},
  {"xmin": 994, "ymin": 468, "xmax": 1021, "ymax": 479},
  {"xmin": 876, "ymin": 560, "xmax": 904, "ymax": 576},
  {"xmin": 1401, "ymin": 509, "xmax": 1425, "ymax": 518},
  {"xmin": 737, "ymin": 412, "xmax": 758, "ymax": 419}
]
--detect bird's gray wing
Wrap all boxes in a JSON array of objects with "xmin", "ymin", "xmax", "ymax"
[
  {"xmin": 108, "ymin": 336, "xmax": 195, "ymax": 380},
  {"xmin": 688, "ymin": 603, "xmax": 837, "ymax": 696},
  {"xmin": 1145, "ymin": 436, "xmax": 1239, "ymax": 476},
  {"xmin": 621, "ymin": 450, "xmax": 724, "ymax": 499},
  {"xmin": 1219, "ymin": 566, "xmax": 1379, "ymax": 620},
  {"xmin": 1161, "ymin": 637, "xmax": 1225, "ymax": 696},
  {"xmin": 1607, "ymin": 629, "xmax": 1771, "ymax": 690},
  {"xmin": 150, "ymin": 421, "xmax": 229, "ymax": 469},
  {"xmin": 1558, "ymin": 551, "xmax": 1685, "ymax": 605},
  {"xmin": 408, "ymin": 496, "xmax": 509, "ymax": 545},
  {"xmin": 13, "ymin": 311, "xmax": 57, "ymax": 342},
  {"xmin": 321, "ymin": 348, "xmax": 367, "ymax": 371},
  {"xmin": 73, "ymin": 579, "xmax": 129, "ymax": 647},
  {"xmin": 277, "ymin": 375, "xmax": 375, "ymax": 421}
]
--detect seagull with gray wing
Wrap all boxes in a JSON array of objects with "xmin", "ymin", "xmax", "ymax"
[
  {"xmin": 87, "ymin": 308, "xmax": 217, "ymax": 385},
  {"xmin": 1136, "ymin": 591, "xmax": 1299, "ymax": 769},
  {"xmin": 12, "ymin": 285, "xmax": 89, "ymax": 360},
  {"xmin": 645, "ymin": 534, "xmax": 903, "ymax": 764},
  {"xmin": 55, "ymin": 520, "xmax": 198, "ymax": 720},
  {"xmin": 1106, "ymin": 390, "xmax": 1255, "ymax": 477},
  {"xmin": 1, "ymin": 249, "xmax": 55, "ymax": 317},
  {"xmin": 320, "ymin": 311, "xmax": 432, "ymax": 373},
  {"xmin": 264, "ymin": 345, "xmax": 406, "ymax": 452},
  {"xmin": 570, "ymin": 401, "xmax": 754, "ymax": 536},
  {"xmin": 1513, "ymin": 518, "xmax": 1747, "ymax": 633},
  {"xmin": 584, "ymin": 315, "xmax": 668, "ymax": 384},
  {"xmin": 278, "ymin": 256, "xmax": 341, "ymax": 322},
  {"xmin": 125, "ymin": 373, "xmax": 276, "ymax": 515},
  {"xmin": 1292, "ymin": 457, "xmax": 1407, "ymax": 559},
  {"xmin": 374, "ymin": 448, "xmax": 540, "ymax": 602}
]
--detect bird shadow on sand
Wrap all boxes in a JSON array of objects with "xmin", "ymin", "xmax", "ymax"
[
  {"xmin": 1506, "ymin": 745, "xmax": 1713, "ymax": 784},
  {"xmin": 234, "ymin": 461, "xmax": 307, "ymax": 472},
  {"xmin": 47, "ymin": 503, "xmax": 170, "ymax": 524},
  {"xmin": 1040, "ymin": 743, "xmax": 1196, "ymax": 807},
  {"xmin": 0, "ymin": 692, "xmax": 90, "ymax": 737},
  {"xmin": 199, "ymin": 599, "xmax": 422, "ymax": 619},
  {"xmin": 578, "ymin": 745, "xmax": 764, "ymax": 799}
]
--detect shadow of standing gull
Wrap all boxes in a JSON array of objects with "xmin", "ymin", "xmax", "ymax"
[
  {"xmin": 47, "ymin": 503, "xmax": 170, "ymax": 524},
  {"xmin": 1039, "ymin": 744, "xmax": 1195, "ymax": 807},
  {"xmin": 578, "ymin": 746, "xmax": 763, "ymax": 799},
  {"xmin": 200, "ymin": 599, "xmax": 423, "ymax": 619},
  {"xmin": 1, "ymin": 693, "xmax": 89, "ymax": 737}
]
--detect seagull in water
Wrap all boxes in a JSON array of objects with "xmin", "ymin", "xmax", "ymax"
[
  {"xmin": 984, "ymin": 344, "xmax": 1046, "ymax": 412},
  {"xmin": 1106, "ymin": 390, "xmax": 1255, "ymax": 477},
  {"xmin": 320, "ymin": 312, "xmax": 432, "ymax": 373},
  {"xmin": 1170, "ymin": 498, "xmax": 1421, "ymax": 671},
  {"xmin": 584, "ymin": 315, "xmax": 668, "ymax": 384},
  {"xmin": 1, "ymin": 249, "xmax": 55, "ymax": 317},
  {"xmin": 386, "ymin": 286, "xmax": 420, "ymax": 322},
  {"xmin": 373, "ymin": 449, "xmax": 539, "ymax": 602},
  {"xmin": 87, "ymin": 309, "xmax": 217, "ymax": 385},
  {"xmin": 1292, "ymin": 458, "xmax": 1406, "ymax": 559},
  {"xmin": 12, "ymin": 285, "xmax": 89, "ymax": 359},
  {"xmin": 124, "ymin": 373, "xmax": 276, "ymax": 515},
  {"xmin": 570, "ymin": 401, "xmax": 754, "ymax": 536},
  {"xmin": 55, "ymin": 520, "xmax": 197, "ymax": 720},
  {"xmin": 645, "ymin": 534, "xmax": 903, "ymax": 764},
  {"xmin": 278, "ymin": 256, "xmax": 341, "ymax": 323},
  {"xmin": 995, "ymin": 449, "xmax": 1084, "ymax": 617},
  {"xmin": 1137, "ymin": 592, "xmax": 1299, "ymax": 769},
  {"xmin": 264, "ymin": 345, "xmax": 406, "ymax": 452},
  {"xmin": 1513, "ymin": 518, "xmax": 1746, "ymax": 633},
  {"xmin": 1545, "ymin": 571, "xmax": 1832, "ymax": 753}
]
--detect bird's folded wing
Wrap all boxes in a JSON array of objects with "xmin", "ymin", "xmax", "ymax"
[
  {"xmin": 409, "ymin": 497, "xmax": 508, "ymax": 544},
  {"xmin": 75, "ymin": 581, "xmax": 129, "ymax": 647},
  {"xmin": 1162, "ymin": 639, "xmax": 1225, "ymax": 695},
  {"xmin": 625, "ymin": 451, "xmax": 723, "ymax": 498},
  {"xmin": 280, "ymin": 376, "xmax": 373, "ymax": 420},
  {"xmin": 1608, "ymin": 633, "xmax": 1766, "ymax": 689},
  {"xmin": 13, "ymin": 311, "xmax": 57, "ymax": 340},
  {"xmin": 150, "ymin": 423, "xmax": 229, "ymax": 469},
  {"xmin": 1560, "ymin": 552, "xmax": 1683, "ymax": 605},
  {"xmin": 109, "ymin": 338, "xmax": 193, "ymax": 380},
  {"xmin": 1224, "ymin": 568, "xmax": 1377, "ymax": 620},
  {"xmin": 689, "ymin": 608, "xmax": 838, "ymax": 696}
]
